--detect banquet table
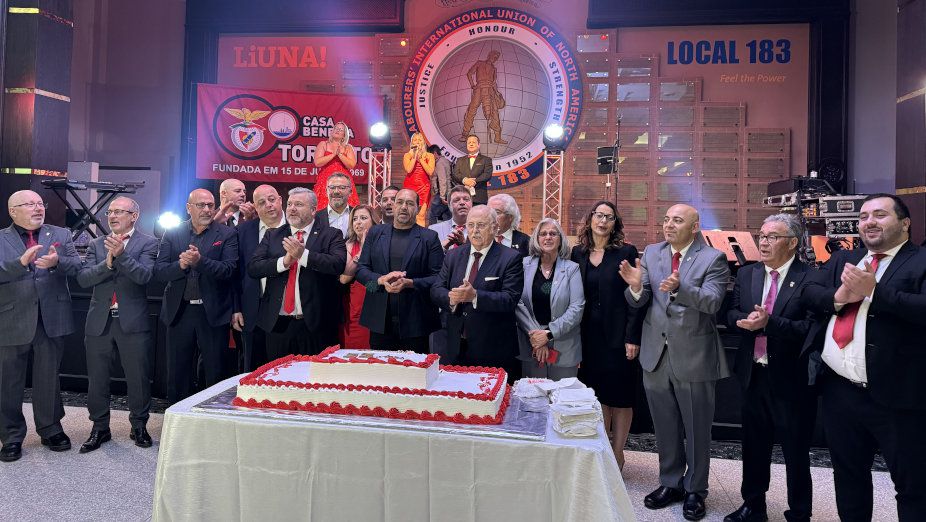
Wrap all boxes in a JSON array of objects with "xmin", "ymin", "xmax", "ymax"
[{"xmin": 151, "ymin": 376, "xmax": 636, "ymax": 521}]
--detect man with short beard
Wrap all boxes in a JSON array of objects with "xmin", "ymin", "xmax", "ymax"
[
  {"xmin": 155, "ymin": 189, "xmax": 239, "ymax": 403},
  {"xmin": 0, "ymin": 190, "xmax": 81, "ymax": 463},
  {"xmin": 213, "ymin": 178, "xmax": 255, "ymax": 226},
  {"xmin": 803, "ymin": 193, "xmax": 926, "ymax": 521},
  {"xmin": 378, "ymin": 185, "xmax": 399, "ymax": 225},
  {"xmin": 315, "ymin": 172, "xmax": 353, "ymax": 238},
  {"xmin": 356, "ymin": 189, "xmax": 444, "ymax": 354}
]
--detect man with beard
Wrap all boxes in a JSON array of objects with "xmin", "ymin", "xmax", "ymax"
[
  {"xmin": 488, "ymin": 193, "xmax": 529, "ymax": 258},
  {"xmin": 249, "ymin": 188, "xmax": 346, "ymax": 357},
  {"xmin": 155, "ymin": 189, "xmax": 238, "ymax": 403},
  {"xmin": 356, "ymin": 189, "xmax": 444, "ymax": 353},
  {"xmin": 0, "ymin": 191, "xmax": 81, "ymax": 462},
  {"xmin": 315, "ymin": 172, "xmax": 353, "ymax": 238},
  {"xmin": 429, "ymin": 186, "xmax": 473, "ymax": 251},
  {"xmin": 76, "ymin": 197, "xmax": 158, "ymax": 452},
  {"xmin": 802, "ymin": 193, "xmax": 926, "ymax": 521},
  {"xmin": 213, "ymin": 178, "xmax": 255, "ymax": 227},
  {"xmin": 619, "ymin": 204, "xmax": 730, "ymax": 521},
  {"xmin": 233, "ymin": 185, "xmax": 285, "ymax": 371},
  {"xmin": 377, "ymin": 185, "xmax": 399, "ymax": 226}
]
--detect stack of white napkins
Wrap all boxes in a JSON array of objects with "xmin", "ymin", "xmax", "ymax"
[
  {"xmin": 512, "ymin": 377, "xmax": 586, "ymax": 399},
  {"xmin": 550, "ymin": 387, "xmax": 602, "ymax": 437}
]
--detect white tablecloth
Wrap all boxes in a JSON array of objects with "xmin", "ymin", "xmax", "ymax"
[{"xmin": 151, "ymin": 376, "xmax": 635, "ymax": 521}]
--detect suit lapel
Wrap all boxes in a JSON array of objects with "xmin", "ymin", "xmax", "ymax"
[
  {"xmin": 475, "ymin": 242, "xmax": 500, "ymax": 283},
  {"xmin": 378, "ymin": 226, "xmax": 392, "ymax": 269},
  {"xmin": 402, "ymin": 226, "xmax": 422, "ymax": 270},
  {"xmin": 678, "ymin": 238, "xmax": 702, "ymax": 282},
  {"xmin": 522, "ymin": 257, "xmax": 537, "ymax": 316},
  {"xmin": 1, "ymin": 225, "xmax": 26, "ymax": 254},
  {"xmin": 771, "ymin": 261, "xmax": 805, "ymax": 315},
  {"xmin": 878, "ymin": 241, "xmax": 915, "ymax": 285},
  {"xmin": 550, "ymin": 260, "xmax": 567, "ymax": 304},
  {"xmin": 751, "ymin": 263, "xmax": 766, "ymax": 308}
]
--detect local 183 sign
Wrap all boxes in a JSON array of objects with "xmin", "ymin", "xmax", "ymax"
[{"xmin": 403, "ymin": 8, "xmax": 583, "ymax": 189}]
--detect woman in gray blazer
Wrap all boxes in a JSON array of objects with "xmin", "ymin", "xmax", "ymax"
[{"xmin": 515, "ymin": 218, "xmax": 585, "ymax": 379}]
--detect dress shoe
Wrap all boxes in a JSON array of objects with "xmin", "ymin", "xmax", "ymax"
[
  {"xmin": 683, "ymin": 492, "xmax": 707, "ymax": 521},
  {"xmin": 78, "ymin": 429, "xmax": 112, "ymax": 454},
  {"xmin": 644, "ymin": 486, "xmax": 685, "ymax": 509},
  {"xmin": 0, "ymin": 442, "xmax": 22, "ymax": 462},
  {"xmin": 130, "ymin": 426, "xmax": 152, "ymax": 448},
  {"xmin": 724, "ymin": 503, "xmax": 768, "ymax": 522},
  {"xmin": 40, "ymin": 432, "xmax": 71, "ymax": 452}
]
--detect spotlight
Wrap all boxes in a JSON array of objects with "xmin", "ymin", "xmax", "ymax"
[
  {"xmin": 158, "ymin": 211, "xmax": 182, "ymax": 230},
  {"xmin": 543, "ymin": 124, "xmax": 566, "ymax": 152},
  {"xmin": 369, "ymin": 122, "xmax": 391, "ymax": 150}
]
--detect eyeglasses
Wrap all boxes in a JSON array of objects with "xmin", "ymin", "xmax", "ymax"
[
  {"xmin": 105, "ymin": 209, "xmax": 136, "ymax": 217},
  {"xmin": 287, "ymin": 201, "xmax": 312, "ymax": 209},
  {"xmin": 12, "ymin": 201, "xmax": 45, "ymax": 210},
  {"xmin": 538, "ymin": 231, "xmax": 560, "ymax": 238},
  {"xmin": 328, "ymin": 185, "xmax": 350, "ymax": 192},
  {"xmin": 591, "ymin": 212, "xmax": 616, "ymax": 222},
  {"xmin": 465, "ymin": 222, "xmax": 492, "ymax": 231},
  {"xmin": 190, "ymin": 202, "xmax": 215, "ymax": 210},
  {"xmin": 757, "ymin": 234, "xmax": 795, "ymax": 243}
]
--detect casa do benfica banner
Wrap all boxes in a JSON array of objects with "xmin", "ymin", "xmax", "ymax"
[{"xmin": 196, "ymin": 84, "xmax": 383, "ymax": 184}]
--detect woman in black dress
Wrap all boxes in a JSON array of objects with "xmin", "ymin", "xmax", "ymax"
[{"xmin": 570, "ymin": 201, "xmax": 643, "ymax": 469}]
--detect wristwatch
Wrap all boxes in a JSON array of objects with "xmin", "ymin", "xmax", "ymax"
[{"xmin": 546, "ymin": 330, "xmax": 553, "ymax": 341}]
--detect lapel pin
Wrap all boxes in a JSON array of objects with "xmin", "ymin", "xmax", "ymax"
[{"xmin": 789, "ymin": 281, "xmax": 795, "ymax": 288}]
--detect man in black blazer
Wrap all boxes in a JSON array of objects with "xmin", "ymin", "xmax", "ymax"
[
  {"xmin": 314, "ymin": 172, "xmax": 353, "ymax": 238},
  {"xmin": 249, "ymin": 187, "xmax": 346, "ymax": 358},
  {"xmin": 0, "ymin": 190, "xmax": 82, "ymax": 462},
  {"xmin": 802, "ymin": 194, "xmax": 926, "ymax": 521},
  {"xmin": 430, "ymin": 205, "xmax": 523, "ymax": 379},
  {"xmin": 233, "ymin": 185, "xmax": 285, "ymax": 371},
  {"xmin": 75, "ymin": 197, "xmax": 158, "ymax": 452},
  {"xmin": 356, "ymin": 189, "xmax": 444, "ymax": 353},
  {"xmin": 488, "ymin": 193, "xmax": 529, "ymax": 258},
  {"xmin": 154, "ymin": 189, "xmax": 238, "ymax": 403},
  {"xmin": 725, "ymin": 214, "xmax": 815, "ymax": 522},
  {"xmin": 452, "ymin": 135, "xmax": 493, "ymax": 205}
]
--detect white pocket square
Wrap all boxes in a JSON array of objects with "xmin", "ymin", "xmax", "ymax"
[{"xmin": 484, "ymin": 276, "xmax": 499, "ymax": 281}]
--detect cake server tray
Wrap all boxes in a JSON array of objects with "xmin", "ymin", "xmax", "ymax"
[{"xmin": 191, "ymin": 386, "xmax": 548, "ymax": 441}]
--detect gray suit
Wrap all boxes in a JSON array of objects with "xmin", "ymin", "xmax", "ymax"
[
  {"xmin": 0, "ymin": 224, "xmax": 81, "ymax": 444},
  {"xmin": 625, "ymin": 233, "xmax": 730, "ymax": 496},
  {"xmin": 76, "ymin": 231, "xmax": 158, "ymax": 430},
  {"xmin": 515, "ymin": 257, "xmax": 584, "ymax": 378}
]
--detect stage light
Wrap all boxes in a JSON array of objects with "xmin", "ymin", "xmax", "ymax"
[
  {"xmin": 400, "ymin": 39, "xmax": 408, "ymax": 47},
  {"xmin": 543, "ymin": 124, "xmax": 566, "ymax": 152},
  {"xmin": 158, "ymin": 211, "xmax": 182, "ymax": 230},
  {"xmin": 369, "ymin": 122, "xmax": 391, "ymax": 150}
]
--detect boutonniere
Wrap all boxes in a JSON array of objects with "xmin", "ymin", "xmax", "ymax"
[{"xmin": 212, "ymin": 240, "xmax": 223, "ymax": 246}]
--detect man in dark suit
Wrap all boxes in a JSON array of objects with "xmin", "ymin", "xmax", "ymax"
[
  {"xmin": 249, "ymin": 187, "xmax": 346, "ymax": 358},
  {"xmin": 213, "ymin": 178, "xmax": 255, "ymax": 227},
  {"xmin": 356, "ymin": 189, "xmax": 444, "ymax": 353},
  {"xmin": 0, "ymin": 190, "xmax": 82, "ymax": 462},
  {"xmin": 488, "ymin": 193, "xmax": 529, "ymax": 258},
  {"xmin": 725, "ymin": 214, "xmax": 815, "ymax": 522},
  {"xmin": 620, "ymin": 204, "xmax": 731, "ymax": 520},
  {"xmin": 75, "ymin": 197, "xmax": 158, "ymax": 452},
  {"xmin": 233, "ymin": 185, "xmax": 285, "ymax": 371},
  {"xmin": 452, "ymin": 135, "xmax": 493, "ymax": 205},
  {"xmin": 154, "ymin": 188, "xmax": 238, "ymax": 404},
  {"xmin": 430, "ymin": 205, "xmax": 523, "ymax": 379},
  {"xmin": 314, "ymin": 172, "xmax": 353, "ymax": 238},
  {"xmin": 802, "ymin": 193, "xmax": 926, "ymax": 521}
]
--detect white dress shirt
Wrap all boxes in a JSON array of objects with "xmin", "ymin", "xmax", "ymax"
[
  {"xmin": 821, "ymin": 241, "xmax": 907, "ymax": 383},
  {"xmin": 497, "ymin": 229, "xmax": 513, "ymax": 247},
  {"xmin": 327, "ymin": 205, "xmax": 350, "ymax": 238},
  {"xmin": 275, "ymin": 221, "xmax": 314, "ymax": 316},
  {"xmin": 457, "ymin": 243, "xmax": 492, "ymax": 310},
  {"xmin": 754, "ymin": 255, "xmax": 796, "ymax": 364}
]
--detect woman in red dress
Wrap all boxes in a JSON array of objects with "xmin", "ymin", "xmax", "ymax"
[
  {"xmin": 314, "ymin": 121, "xmax": 359, "ymax": 210},
  {"xmin": 402, "ymin": 132, "xmax": 435, "ymax": 226},
  {"xmin": 339, "ymin": 204, "xmax": 380, "ymax": 349}
]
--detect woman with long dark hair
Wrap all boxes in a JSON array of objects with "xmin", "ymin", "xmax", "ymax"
[{"xmin": 339, "ymin": 204, "xmax": 380, "ymax": 348}]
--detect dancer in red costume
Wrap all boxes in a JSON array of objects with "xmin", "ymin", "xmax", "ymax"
[
  {"xmin": 402, "ymin": 132, "xmax": 434, "ymax": 226},
  {"xmin": 338, "ymin": 205, "xmax": 380, "ymax": 349},
  {"xmin": 314, "ymin": 121, "xmax": 359, "ymax": 209}
]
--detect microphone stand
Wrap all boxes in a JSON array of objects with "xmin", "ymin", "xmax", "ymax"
[{"xmin": 606, "ymin": 115, "xmax": 622, "ymax": 202}]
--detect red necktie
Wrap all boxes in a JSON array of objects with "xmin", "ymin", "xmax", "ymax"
[
  {"xmin": 467, "ymin": 251, "xmax": 482, "ymax": 284},
  {"xmin": 26, "ymin": 230, "xmax": 37, "ymax": 248},
  {"xmin": 495, "ymin": 234, "xmax": 503, "ymax": 244},
  {"xmin": 753, "ymin": 269, "xmax": 780, "ymax": 361},
  {"xmin": 282, "ymin": 231, "xmax": 304, "ymax": 314},
  {"xmin": 111, "ymin": 234, "xmax": 130, "ymax": 307},
  {"xmin": 832, "ymin": 253, "xmax": 886, "ymax": 349},
  {"xmin": 671, "ymin": 251, "xmax": 681, "ymax": 273}
]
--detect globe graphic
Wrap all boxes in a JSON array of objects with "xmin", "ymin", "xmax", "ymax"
[{"xmin": 430, "ymin": 39, "xmax": 551, "ymax": 159}]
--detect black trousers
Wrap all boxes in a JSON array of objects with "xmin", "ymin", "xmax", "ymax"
[
  {"xmin": 240, "ymin": 329, "xmax": 268, "ymax": 372},
  {"xmin": 457, "ymin": 339, "xmax": 520, "ymax": 383},
  {"xmin": 166, "ymin": 304, "xmax": 229, "ymax": 404},
  {"xmin": 740, "ymin": 364, "xmax": 815, "ymax": 521},
  {"xmin": 822, "ymin": 370, "xmax": 926, "ymax": 521},
  {"xmin": 266, "ymin": 316, "xmax": 335, "ymax": 360},
  {"xmin": 85, "ymin": 315, "xmax": 153, "ymax": 431},
  {"xmin": 369, "ymin": 314, "xmax": 429, "ymax": 354},
  {"xmin": 0, "ymin": 319, "xmax": 64, "ymax": 444}
]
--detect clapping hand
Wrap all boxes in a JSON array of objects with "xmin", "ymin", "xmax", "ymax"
[
  {"xmin": 448, "ymin": 280, "xmax": 476, "ymax": 306},
  {"xmin": 34, "ymin": 245, "xmax": 59, "ymax": 270},
  {"xmin": 20, "ymin": 245, "xmax": 42, "ymax": 267},
  {"xmin": 104, "ymin": 234, "xmax": 125, "ymax": 258},
  {"xmin": 239, "ymin": 202, "xmax": 256, "ymax": 221},
  {"xmin": 618, "ymin": 259, "xmax": 642, "ymax": 293},
  {"xmin": 840, "ymin": 262, "xmax": 877, "ymax": 301},
  {"xmin": 179, "ymin": 244, "xmax": 201, "ymax": 269},
  {"xmin": 658, "ymin": 270, "xmax": 680, "ymax": 293},
  {"xmin": 282, "ymin": 236, "xmax": 306, "ymax": 268},
  {"xmin": 736, "ymin": 304, "xmax": 770, "ymax": 331}
]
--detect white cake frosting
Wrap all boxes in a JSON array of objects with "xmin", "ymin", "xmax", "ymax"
[{"xmin": 308, "ymin": 348, "xmax": 439, "ymax": 389}]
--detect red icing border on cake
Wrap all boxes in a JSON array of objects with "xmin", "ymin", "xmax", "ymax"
[
  {"xmin": 305, "ymin": 345, "xmax": 440, "ymax": 368},
  {"xmin": 232, "ymin": 385, "xmax": 512, "ymax": 425}
]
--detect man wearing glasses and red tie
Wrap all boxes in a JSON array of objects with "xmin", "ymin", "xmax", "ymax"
[{"xmin": 0, "ymin": 190, "xmax": 81, "ymax": 462}]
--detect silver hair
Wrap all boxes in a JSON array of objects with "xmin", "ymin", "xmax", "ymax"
[
  {"xmin": 327, "ymin": 172, "xmax": 351, "ymax": 185},
  {"xmin": 488, "ymin": 193, "xmax": 521, "ymax": 231},
  {"xmin": 528, "ymin": 218, "xmax": 571, "ymax": 259},
  {"xmin": 762, "ymin": 213, "xmax": 803, "ymax": 245},
  {"xmin": 469, "ymin": 205, "xmax": 497, "ymax": 225},
  {"xmin": 288, "ymin": 187, "xmax": 318, "ymax": 208},
  {"xmin": 112, "ymin": 196, "xmax": 140, "ymax": 214}
]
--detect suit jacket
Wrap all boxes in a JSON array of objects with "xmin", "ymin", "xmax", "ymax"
[
  {"xmin": 154, "ymin": 221, "xmax": 238, "ymax": 328},
  {"xmin": 235, "ymin": 218, "xmax": 282, "ymax": 333},
  {"xmin": 727, "ymin": 258, "xmax": 813, "ymax": 400},
  {"xmin": 452, "ymin": 153, "xmax": 493, "ymax": 204},
  {"xmin": 801, "ymin": 242, "xmax": 926, "ymax": 410},
  {"xmin": 509, "ymin": 229, "xmax": 530, "ymax": 259},
  {"xmin": 355, "ymin": 224, "xmax": 444, "ymax": 337},
  {"xmin": 515, "ymin": 256, "xmax": 585, "ymax": 367},
  {"xmin": 430, "ymin": 242, "xmax": 523, "ymax": 364},
  {"xmin": 76, "ymin": 231, "xmax": 158, "ymax": 336},
  {"xmin": 625, "ymin": 233, "xmax": 731, "ymax": 382},
  {"xmin": 0, "ymin": 224, "xmax": 81, "ymax": 345},
  {"xmin": 248, "ymin": 220, "xmax": 346, "ymax": 334}
]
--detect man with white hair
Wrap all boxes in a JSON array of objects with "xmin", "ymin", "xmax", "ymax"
[{"xmin": 488, "ymin": 193, "xmax": 529, "ymax": 258}]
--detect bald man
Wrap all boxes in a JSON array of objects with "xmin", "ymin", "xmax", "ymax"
[
  {"xmin": 0, "ymin": 190, "xmax": 81, "ymax": 462},
  {"xmin": 214, "ymin": 178, "xmax": 255, "ymax": 227},
  {"xmin": 620, "ymin": 204, "xmax": 731, "ymax": 520},
  {"xmin": 154, "ymin": 189, "xmax": 238, "ymax": 403}
]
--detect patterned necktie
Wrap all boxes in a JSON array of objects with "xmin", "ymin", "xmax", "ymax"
[
  {"xmin": 832, "ymin": 253, "xmax": 886, "ymax": 348},
  {"xmin": 495, "ymin": 234, "xmax": 503, "ymax": 244},
  {"xmin": 25, "ymin": 230, "xmax": 37, "ymax": 248},
  {"xmin": 467, "ymin": 251, "xmax": 482, "ymax": 284},
  {"xmin": 753, "ymin": 269, "xmax": 780, "ymax": 361},
  {"xmin": 111, "ymin": 234, "xmax": 130, "ymax": 308},
  {"xmin": 671, "ymin": 251, "xmax": 681, "ymax": 273},
  {"xmin": 282, "ymin": 231, "xmax": 304, "ymax": 314}
]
